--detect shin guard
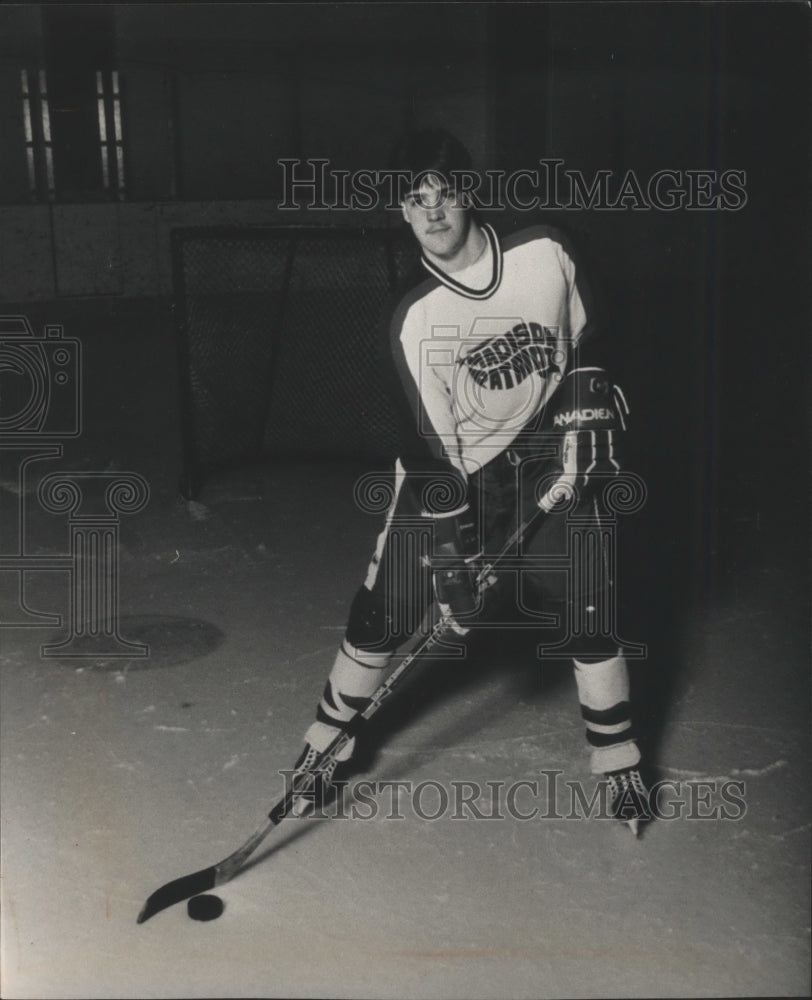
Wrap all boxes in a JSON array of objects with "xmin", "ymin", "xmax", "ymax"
[{"xmin": 573, "ymin": 653, "xmax": 641, "ymax": 774}]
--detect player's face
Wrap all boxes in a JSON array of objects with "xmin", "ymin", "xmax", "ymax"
[{"xmin": 401, "ymin": 174, "xmax": 472, "ymax": 267}]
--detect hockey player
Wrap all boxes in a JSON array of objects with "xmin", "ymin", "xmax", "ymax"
[{"xmin": 292, "ymin": 129, "xmax": 650, "ymax": 833}]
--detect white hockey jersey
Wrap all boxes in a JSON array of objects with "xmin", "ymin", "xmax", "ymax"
[{"xmin": 390, "ymin": 224, "xmax": 594, "ymax": 479}]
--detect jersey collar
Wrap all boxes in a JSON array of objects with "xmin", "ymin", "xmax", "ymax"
[{"xmin": 420, "ymin": 223, "xmax": 502, "ymax": 300}]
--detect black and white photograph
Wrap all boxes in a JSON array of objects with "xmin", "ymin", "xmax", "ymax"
[{"xmin": 0, "ymin": 3, "xmax": 809, "ymax": 997}]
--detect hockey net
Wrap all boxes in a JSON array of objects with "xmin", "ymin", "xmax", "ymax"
[{"xmin": 172, "ymin": 226, "xmax": 419, "ymax": 498}]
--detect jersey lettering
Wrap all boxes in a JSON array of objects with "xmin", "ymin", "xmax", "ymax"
[{"xmin": 460, "ymin": 322, "xmax": 560, "ymax": 391}]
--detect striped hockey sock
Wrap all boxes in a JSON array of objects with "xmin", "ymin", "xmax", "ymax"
[
  {"xmin": 572, "ymin": 653, "xmax": 641, "ymax": 774},
  {"xmin": 303, "ymin": 640, "xmax": 391, "ymax": 761}
]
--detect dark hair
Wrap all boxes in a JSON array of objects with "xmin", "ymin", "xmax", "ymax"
[{"xmin": 388, "ymin": 128, "xmax": 473, "ymax": 183}]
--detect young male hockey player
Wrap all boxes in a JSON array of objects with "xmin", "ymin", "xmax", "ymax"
[{"xmin": 291, "ymin": 129, "xmax": 650, "ymax": 833}]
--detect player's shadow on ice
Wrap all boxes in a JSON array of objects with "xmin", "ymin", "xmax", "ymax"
[
  {"xmin": 238, "ymin": 629, "xmax": 574, "ymax": 875},
  {"xmin": 621, "ymin": 517, "xmax": 695, "ymax": 773},
  {"xmin": 347, "ymin": 625, "xmax": 575, "ymax": 782},
  {"xmin": 235, "ymin": 815, "xmax": 323, "ymax": 877}
]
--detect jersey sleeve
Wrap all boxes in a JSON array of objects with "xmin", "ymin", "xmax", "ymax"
[
  {"xmin": 549, "ymin": 226, "xmax": 607, "ymax": 370},
  {"xmin": 388, "ymin": 287, "xmax": 469, "ymax": 504}
]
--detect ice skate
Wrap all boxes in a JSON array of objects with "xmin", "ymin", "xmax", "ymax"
[
  {"xmin": 288, "ymin": 717, "xmax": 357, "ymax": 817},
  {"xmin": 288, "ymin": 741, "xmax": 343, "ymax": 817},
  {"xmin": 606, "ymin": 766, "xmax": 650, "ymax": 837}
]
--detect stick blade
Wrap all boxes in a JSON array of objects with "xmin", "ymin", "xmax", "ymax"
[
  {"xmin": 137, "ymin": 865, "xmax": 217, "ymax": 923},
  {"xmin": 137, "ymin": 816, "xmax": 277, "ymax": 925}
]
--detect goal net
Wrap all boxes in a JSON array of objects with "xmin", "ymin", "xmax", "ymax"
[{"xmin": 172, "ymin": 226, "xmax": 419, "ymax": 497}]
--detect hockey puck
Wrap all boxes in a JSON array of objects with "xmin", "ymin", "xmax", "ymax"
[{"xmin": 187, "ymin": 894, "xmax": 224, "ymax": 921}]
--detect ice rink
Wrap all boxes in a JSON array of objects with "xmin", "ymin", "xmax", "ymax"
[
  {"xmin": 1, "ymin": 7, "xmax": 809, "ymax": 993},
  {"xmin": 1, "ymin": 301, "xmax": 809, "ymax": 999}
]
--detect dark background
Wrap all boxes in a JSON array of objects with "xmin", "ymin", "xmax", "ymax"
[
  {"xmin": 0, "ymin": 10, "xmax": 808, "ymax": 995},
  {"xmin": 0, "ymin": 2, "xmax": 808, "ymax": 641}
]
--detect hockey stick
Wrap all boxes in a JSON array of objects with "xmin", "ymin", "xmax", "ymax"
[
  {"xmin": 137, "ymin": 498, "xmax": 552, "ymax": 924},
  {"xmin": 136, "ymin": 613, "xmax": 452, "ymax": 923}
]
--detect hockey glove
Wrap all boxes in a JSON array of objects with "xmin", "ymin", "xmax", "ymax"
[
  {"xmin": 540, "ymin": 366, "xmax": 629, "ymax": 511},
  {"xmin": 426, "ymin": 504, "xmax": 483, "ymax": 634}
]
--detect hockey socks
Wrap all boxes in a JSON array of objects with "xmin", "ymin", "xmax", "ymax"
[
  {"xmin": 291, "ymin": 641, "xmax": 390, "ymax": 817},
  {"xmin": 572, "ymin": 653, "xmax": 641, "ymax": 775},
  {"xmin": 303, "ymin": 639, "xmax": 391, "ymax": 761}
]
